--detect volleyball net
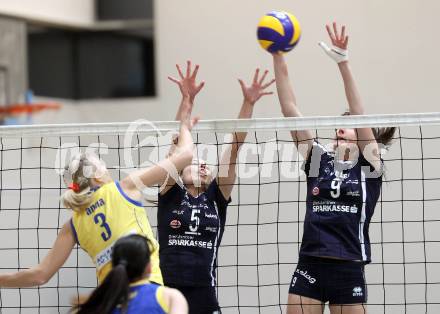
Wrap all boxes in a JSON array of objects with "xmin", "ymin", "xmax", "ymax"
[{"xmin": 0, "ymin": 113, "xmax": 440, "ymax": 313}]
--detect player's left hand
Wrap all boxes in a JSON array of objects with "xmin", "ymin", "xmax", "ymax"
[
  {"xmin": 239, "ymin": 69, "xmax": 275, "ymax": 105},
  {"xmin": 319, "ymin": 22, "xmax": 349, "ymax": 63}
]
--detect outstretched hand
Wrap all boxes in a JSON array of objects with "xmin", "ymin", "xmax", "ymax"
[
  {"xmin": 319, "ymin": 22, "xmax": 349, "ymax": 64},
  {"xmin": 168, "ymin": 60, "xmax": 205, "ymax": 102},
  {"xmin": 326, "ymin": 22, "xmax": 349, "ymax": 50},
  {"xmin": 239, "ymin": 69, "xmax": 275, "ymax": 105}
]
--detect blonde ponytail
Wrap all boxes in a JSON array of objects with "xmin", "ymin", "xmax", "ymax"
[
  {"xmin": 61, "ymin": 187, "xmax": 93, "ymax": 211},
  {"xmin": 61, "ymin": 152, "xmax": 105, "ymax": 211}
]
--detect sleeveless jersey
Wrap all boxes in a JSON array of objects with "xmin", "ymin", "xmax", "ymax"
[
  {"xmin": 301, "ymin": 141, "xmax": 382, "ymax": 262},
  {"xmin": 70, "ymin": 181, "xmax": 163, "ymax": 284},
  {"xmin": 158, "ymin": 180, "xmax": 230, "ymax": 286},
  {"xmin": 112, "ymin": 279, "xmax": 168, "ymax": 314}
]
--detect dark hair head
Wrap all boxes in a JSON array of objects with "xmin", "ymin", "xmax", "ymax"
[
  {"xmin": 341, "ymin": 111, "xmax": 396, "ymax": 148},
  {"xmin": 75, "ymin": 235, "xmax": 152, "ymax": 314},
  {"xmin": 112, "ymin": 234, "xmax": 152, "ymax": 280}
]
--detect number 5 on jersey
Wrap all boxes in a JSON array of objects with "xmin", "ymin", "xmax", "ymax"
[{"xmin": 189, "ymin": 208, "xmax": 200, "ymax": 232}]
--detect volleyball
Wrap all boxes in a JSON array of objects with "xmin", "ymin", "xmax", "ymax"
[{"xmin": 257, "ymin": 11, "xmax": 301, "ymax": 53}]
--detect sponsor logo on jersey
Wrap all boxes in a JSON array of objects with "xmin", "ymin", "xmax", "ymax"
[
  {"xmin": 291, "ymin": 276, "xmax": 297, "ymax": 287},
  {"xmin": 312, "ymin": 187, "xmax": 320, "ymax": 196},
  {"xmin": 172, "ymin": 209, "xmax": 185, "ymax": 215},
  {"xmin": 295, "ymin": 268, "xmax": 316, "ymax": 284},
  {"xmin": 352, "ymin": 286, "xmax": 363, "ymax": 297},
  {"xmin": 346, "ymin": 190, "xmax": 360, "ymax": 197},
  {"xmin": 168, "ymin": 234, "xmax": 213, "ymax": 249},
  {"xmin": 205, "ymin": 226, "xmax": 218, "ymax": 233},
  {"xmin": 95, "ymin": 245, "xmax": 113, "ymax": 269},
  {"xmin": 335, "ymin": 170, "xmax": 350, "ymax": 180},
  {"xmin": 181, "ymin": 198, "xmax": 192, "ymax": 207},
  {"xmin": 170, "ymin": 220, "xmax": 181, "ymax": 229},
  {"xmin": 346, "ymin": 179, "xmax": 359, "ymax": 185},
  {"xmin": 95, "ymin": 229, "xmax": 137, "ymax": 269},
  {"xmin": 312, "ymin": 202, "xmax": 358, "ymax": 214},
  {"xmin": 205, "ymin": 213, "xmax": 217, "ymax": 219}
]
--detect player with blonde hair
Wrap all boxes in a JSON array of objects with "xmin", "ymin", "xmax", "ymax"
[{"xmin": 0, "ymin": 84, "xmax": 197, "ymax": 290}]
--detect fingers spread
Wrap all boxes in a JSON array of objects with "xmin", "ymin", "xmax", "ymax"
[
  {"xmin": 196, "ymin": 81, "xmax": 205, "ymax": 92},
  {"xmin": 261, "ymin": 91, "xmax": 274, "ymax": 97},
  {"xmin": 253, "ymin": 68, "xmax": 260, "ymax": 84},
  {"xmin": 186, "ymin": 60, "xmax": 191, "ymax": 77},
  {"xmin": 168, "ymin": 76, "xmax": 180, "ymax": 85},
  {"xmin": 333, "ymin": 22, "xmax": 339, "ymax": 40},
  {"xmin": 176, "ymin": 64, "xmax": 184, "ymax": 79},
  {"xmin": 261, "ymin": 78, "xmax": 276, "ymax": 89},
  {"xmin": 344, "ymin": 35, "xmax": 349, "ymax": 48},
  {"xmin": 258, "ymin": 70, "xmax": 269, "ymax": 85},
  {"xmin": 326, "ymin": 24, "xmax": 336, "ymax": 44},
  {"xmin": 341, "ymin": 25, "xmax": 346, "ymax": 41},
  {"xmin": 238, "ymin": 78, "xmax": 246, "ymax": 87},
  {"xmin": 191, "ymin": 64, "xmax": 200, "ymax": 79}
]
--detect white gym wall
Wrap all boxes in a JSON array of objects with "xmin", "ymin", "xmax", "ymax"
[{"xmin": 0, "ymin": 0, "xmax": 439, "ymax": 123}]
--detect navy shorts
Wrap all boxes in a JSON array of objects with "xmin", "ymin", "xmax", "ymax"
[
  {"xmin": 166, "ymin": 284, "xmax": 220, "ymax": 314},
  {"xmin": 289, "ymin": 255, "xmax": 367, "ymax": 304}
]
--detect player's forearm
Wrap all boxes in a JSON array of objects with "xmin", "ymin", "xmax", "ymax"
[
  {"xmin": 170, "ymin": 95, "xmax": 194, "ymax": 170},
  {"xmin": 232, "ymin": 100, "xmax": 254, "ymax": 150},
  {"xmin": 174, "ymin": 96, "xmax": 192, "ymax": 121},
  {"xmin": 175, "ymin": 95, "xmax": 194, "ymax": 148},
  {"xmin": 0, "ymin": 268, "xmax": 48, "ymax": 288},
  {"xmin": 273, "ymin": 54, "xmax": 301, "ymax": 117},
  {"xmin": 169, "ymin": 96, "xmax": 192, "ymax": 157},
  {"xmin": 338, "ymin": 62, "xmax": 365, "ymax": 115},
  {"xmin": 177, "ymin": 102, "xmax": 193, "ymax": 150}
]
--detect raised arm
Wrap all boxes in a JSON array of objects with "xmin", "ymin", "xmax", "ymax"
[
  {"xmin": 272, "ymin": 53, "xmax": 314, "ymax": 157},
  {"xmin": 120, "ymin": 92, "xmax": 195, "ymax": 196},
  {"xmin": 156, "ymin": 61, "xmax": 205, "ymax": 195},
  {"xmin": 217, "ymin": 69, "xmax": 275, "ymax": 199},
  {"xmin": 0, "ymin": 222, "xmax": 75, "ymax": 288},
  {"xmin": 320, "ymin": 22, "xmax": 381, "ymax": 170}
]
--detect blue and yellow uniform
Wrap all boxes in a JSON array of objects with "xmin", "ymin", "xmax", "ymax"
[
  {"xmin": 70, "ymin": 181, "xmax": 163, "ymax": 285},
  {"xmin": 112, "ymin": 279, "xmax": 169, "ymax": 314}
]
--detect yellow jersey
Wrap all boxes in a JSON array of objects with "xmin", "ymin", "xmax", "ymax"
[{"xmin": 70, "ymin": 181, "xmax": 163, "ymax": 285}]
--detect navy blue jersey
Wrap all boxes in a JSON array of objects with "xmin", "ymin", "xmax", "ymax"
[
  {"xmin": 301, "ymin": 141, "xmax": 382, "ymax": 263},
  {"xmin": 158, "ymin": 180, "xmax": 230, "ymax": 286}
]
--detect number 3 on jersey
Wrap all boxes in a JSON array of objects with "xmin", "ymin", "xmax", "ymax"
[{"xmin": 94, "ymin": 213, "xmax": 112, "ymax": 241}]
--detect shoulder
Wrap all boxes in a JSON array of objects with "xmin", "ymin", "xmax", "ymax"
[
  {"xmin": 112, "ymin": 181, "xmax": 144, "ymax": 207},
  {"xmin": 208, "ymin": 179, "xmax": 231, "ymax": 207},
  {"xmin": 158, "ymin": 286, "xmax": 188, "ymax": 313},
  {"xmin": 304, "ymin": 141, "xmax": 333, "ymax": 176},
  {"xmin": 357, "ymin": 153, "xmax": 384, "ymax": 180},
  {"xmin": 158, "ymin": 183, "xmax": 185, "ymax": 203}
]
